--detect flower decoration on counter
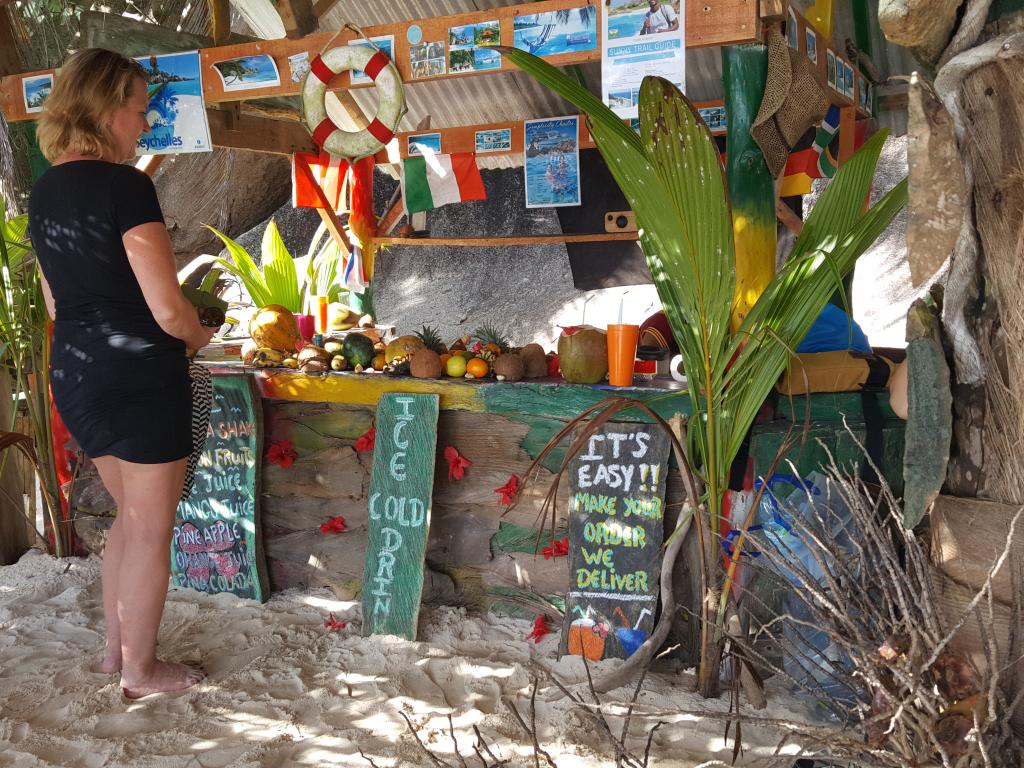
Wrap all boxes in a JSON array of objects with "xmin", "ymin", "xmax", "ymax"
[
  {"xmin": 354, "ymin": 426, "xmax": 376, "ymax": 453},
  {"xmin": 266, "ymin": 439, "xmax": 298, "ymax": 469},
  {"xmin": 494, "ymin": 474, "xmax": 519, "ymax": 505},
  {"xmin": 443, "ymin": 446, "xmax": 472, "ymax": 481},
  {"xmin": 542, "ymin": 536, "xmax": 569, "ymax": 559},
  {"xmin": 324, "ymin": 613, "xmax": 347, "ymax": 631},
  {"xmin": 319, "ymin": 515, "xmax": 347, "ymax": 534},
  {"xmin": 527, "ymin": 614, "xmax": 553, "ymax": 643}
]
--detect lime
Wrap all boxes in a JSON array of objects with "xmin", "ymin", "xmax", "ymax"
[{"xmin": 445, "ymin": 354, "xmax": 468, "ymax": 378}]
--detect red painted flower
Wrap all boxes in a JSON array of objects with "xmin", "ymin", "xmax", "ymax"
[
  {"xmin": 354, "ymin": 426, "xmax": 376, "ymax": 453},
  {"xmin": 324, "ymin": 613, "xmax": 347, "ymax": 631},
  {"xmin": 542, "ymin": 536, "xmax": 569, "ymax": 560},
  {"xmin": 527, "ymin": 614, "xmax": 553, "ymax": 643},
  {"xmin": 319, "ymin": 515, "xmax": 347, "ymax": 534},
  {"xmin": 266, "ymin": 439, "xmax": 298, "ymax": 469},
  {"xmin": 443, "ymin": 446, "xmax": 472, "ymax": 481},
  {"xmin": 494, "ymin": 475, "xmax": 519, "ymax": 505}
]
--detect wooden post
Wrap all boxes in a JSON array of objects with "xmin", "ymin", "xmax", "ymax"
[
  {"xmin": 0, "ymin": 6, "xmax": 20, "ymax": 76},
  {"xmin": 722, "ymin": 44, "xmax": 776, "ymax": 332}
]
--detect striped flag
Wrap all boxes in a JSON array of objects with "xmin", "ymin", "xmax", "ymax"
[
  {"xmin": 401, "ymin": 152, "xmax": 486, "ymax": 214},
  {"xmin": 292, "ymin": 152, "xmax": 346, "ymax": 210}
]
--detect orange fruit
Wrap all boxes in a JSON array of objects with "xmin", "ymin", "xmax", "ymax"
[
  {"xmin": 445, "ymin": 354, "xmax": 468, "ymax": 378},
  {"xmin": 371, "ymin": 354, "xmax": 386, "ymax": 371},
  {"xmin": 440, "ymin": 353, "xmax": 452, "ymax": 368},
  {"xmin": 466, "ymin": 358, "xmax": 489, "ymax": 378},
  {"xmin": 485, "ymin": 342, "xmax": 502, "ymax": 355}
]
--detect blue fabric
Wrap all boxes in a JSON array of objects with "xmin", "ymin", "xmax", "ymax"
[{"xmin": 797, "ymin": 304, "xmax": 871, "ymax": 353}]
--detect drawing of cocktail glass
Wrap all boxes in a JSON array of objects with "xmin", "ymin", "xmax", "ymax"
[
  {"xmin": 614, "ymin": 607, "xmax": 652, "ymax": 657},
  {"xmin": 567, "ymin": 606, "xmax": 610, "ymax": 660}
]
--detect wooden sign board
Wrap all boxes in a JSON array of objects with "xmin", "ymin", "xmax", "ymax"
[
  {"xmin": 560, "ymin": 423, "xmax": 670, "ymax": 661},
  {"xmin": 361, "ymin": 393, "xmax": 439, "ymax": 640},
  {"xmin": 172, "ymin": 374, "xmax": 268, "ymax": 601}
]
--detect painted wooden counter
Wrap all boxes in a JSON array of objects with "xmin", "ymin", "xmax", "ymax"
[{"xmin": 70, "ymin": 365, "xmax": 905, "ymax": 623}]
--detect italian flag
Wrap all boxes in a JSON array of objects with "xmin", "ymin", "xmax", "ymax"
[{"xmin": 401, "ymin": 152, "xmax": 486, "ymax": 214}]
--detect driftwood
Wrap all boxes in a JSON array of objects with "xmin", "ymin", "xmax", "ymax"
[
  {"xmin": 905, "ymin": 75, "xmax": 965, "ymax": 287},
  {"xmin": 878, "ymin": 0, "xmax": 964, "ymax": 67}
]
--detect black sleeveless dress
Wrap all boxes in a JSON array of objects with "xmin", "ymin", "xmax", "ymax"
[{"xmin": 29, "ymin": 160, "xmax": 192, "ymax": 464}]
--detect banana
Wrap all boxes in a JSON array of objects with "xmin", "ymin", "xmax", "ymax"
[{"xmin": 252, "ymin": 347, "xmax": 285, "ymax": 367}]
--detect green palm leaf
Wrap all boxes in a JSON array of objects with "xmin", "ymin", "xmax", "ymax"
[
  {"xmin": 206, "ymin": 224, "xmax": 272, "ymax": 308},
  {"xmin": 260, "ymin": 219, "xmax": 301, "ymax": 312}
]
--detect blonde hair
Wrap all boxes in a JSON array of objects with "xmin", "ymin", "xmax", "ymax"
[{"xmin": 36, "ymin": 48, "xmax": 148, "ymax": 162}]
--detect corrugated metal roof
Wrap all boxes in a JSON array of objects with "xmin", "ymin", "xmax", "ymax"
[{"xmin": 320, "ymin": 0, "xmax": 724, "ymax": 168}]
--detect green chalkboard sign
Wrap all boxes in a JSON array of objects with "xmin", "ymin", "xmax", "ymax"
[
  {"xmin": 171, "ymin": 374, "xmax": 268, "ymax": 601},
  {"xmin": 559, "ymin": 423, "xmax": 671, "ymax": 661},
  {"xmin": 361, "ymin": 393, "xmax": 439, "ymax": 639}
]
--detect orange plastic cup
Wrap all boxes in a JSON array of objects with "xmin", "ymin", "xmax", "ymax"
[
  {"xmin": 316, "ymin": 295, "xmax": 329, "ymax": 334},
  {"xmin": 607, "ymin": 324, "xmax": 640, "ymax": 387}
]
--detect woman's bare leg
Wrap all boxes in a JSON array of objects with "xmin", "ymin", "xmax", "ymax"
[
  {"xmin": 106, "ymin": 456, "xmax": 205, "ymax": 697},
  {"xmin": 92, "ymin": 456, "xmax": 125, "ymax": 673}
]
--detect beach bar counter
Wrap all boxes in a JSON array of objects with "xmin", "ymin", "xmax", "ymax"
[{"xmin": 70, "ymin": 364, "xmax": 906, "ymax": 620}]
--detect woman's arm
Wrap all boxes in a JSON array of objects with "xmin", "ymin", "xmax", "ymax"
[
  {"xmin": 38, "ymin": 269, "xmax": 55, "ymax": 320},
  {"xmin": 123, "ymin": 222, "xmax": 216, "ymax": 350}
]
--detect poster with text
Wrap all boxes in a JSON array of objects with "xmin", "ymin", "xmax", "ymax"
[
  {"xmin": 135, "ymin": 51, "xmax": 212, "ymax": 155},
  {"xmin": 524, "ymin": 116, "xmax": 581, "ymax": 208},
  {"xmin": 602, "ymin": 0, "xmax": 685, "ymax": 118}
]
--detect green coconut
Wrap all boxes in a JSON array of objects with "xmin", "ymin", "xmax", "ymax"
[{"xmin": 557, "ymin": 325, "xmax": 608, "ymax": 384}]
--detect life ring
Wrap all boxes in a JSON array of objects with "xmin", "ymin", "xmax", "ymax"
[{"xmin": 302, "ymin": 44, "xmax": 405, "ymax": 161}]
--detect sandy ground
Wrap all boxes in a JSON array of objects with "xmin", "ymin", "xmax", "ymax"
[{"xmin": 0, "ymin": 551, "xmax": 827, "ymax": 768}]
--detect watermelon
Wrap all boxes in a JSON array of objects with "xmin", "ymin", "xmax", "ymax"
[{"xmin": 342, "ymin": 333, "xmax": 376, "ymax": 367}]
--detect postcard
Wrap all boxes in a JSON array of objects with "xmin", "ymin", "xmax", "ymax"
[
  {"xmin": 22, "ymin": 74, "xmax": 53, "ymax": 114},
  {"xmin": 408, "ymin": 132, "xmax": 442, "ymax": 156},
  {"xmin": 475, "ymin": 128, "xmax": 512, "ymax": 153},
  {"xmin": 805, "ymin": 27, "xmax": 817, "ymax": 65},
  {"xmin": 513, "ymin": 7, "xmax": 597, "ymax": 56},
  {"xmin": 212, "ymin": 54, "xmax": 280, "ymax": 92},
  {"xmin": 826, "ymin": 50, "xmax": 836, "ymax": 89},
  {"xmin": 448, "ymin": 22, "xmax": 502, "ymax": 73},
  {"xmin": 787, "ymin": 8, "xmax": 799, "ymax": 50},
  {"xmin": 348, "ymin": 36, "xmax": 394, "ymax": 85},
  {"xmin": 410, "ymin": 40, "xmax": 446, "ymax": 79},
  {"xmin": 288, "ymin": 51, "xmax": 310, "ymax": 84}
]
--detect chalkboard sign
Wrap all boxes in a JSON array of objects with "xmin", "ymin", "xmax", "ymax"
[
  {"xmin": 362, "ymin": 393, "xmax": 439, "ymax": 640},
  {"xmin": 559, "ymin": 423, "xmax": 671, "ymax": 660},
  {"xmin": 171, "ymin": 374, "xmax": 268, "ymax": 602}
]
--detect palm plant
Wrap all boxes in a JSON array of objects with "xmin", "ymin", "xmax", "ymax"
[
  {"xmin": 0, "ymin": 198, "xmax": 65, "ymax": 557},
  {"xmin": 208, "ymin": 218, "xmax": 346, "ymax": 314},
  {"xmin": 497, "ymin": 46, "xmax": 907, "ymax": 694}
]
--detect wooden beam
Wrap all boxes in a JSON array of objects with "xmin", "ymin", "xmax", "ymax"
[
  {"xmin": 193, "ymin": 0, "xmax": 757, "ymax": 105},
  {"xmin": 312, "ymin": 0, "xmax": 340, "ymax": 18},
  {"xmin": 377, "ymin": 195, "xmax": 406, "ymax": 237},
  {"xmin": 775, "ymin": 197, "xmax": 803, "ymax": 236},
  {"xmin": 838, "ymin": 105, "xmax": 857, "ymax": 165},
  {"xmin": 208, "ymin": 0, "xmax": 232, "ymax": 45},
  {"xmin": 206, "ymin": 108, "xmax": 317, "ymax": 154},
  {"xmin": 278, "ymin": 0, "xmax": 318, "ymax": 39},
  {"xmin": 372, "ymin": 233, "xmax": 639, "ymax": 248}
]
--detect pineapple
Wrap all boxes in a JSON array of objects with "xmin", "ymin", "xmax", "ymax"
[
  {"xmin": 415, "ymin": 325, "xmax": 446, "ymax": 354},
  {"xmin": 472, "ymin": 324, "xmax": 510, "ymax": 354}
]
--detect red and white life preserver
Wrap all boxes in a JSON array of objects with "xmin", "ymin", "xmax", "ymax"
[{"xmin": 302, "ymin": 44, "xmax": 405, "ymax": 161}]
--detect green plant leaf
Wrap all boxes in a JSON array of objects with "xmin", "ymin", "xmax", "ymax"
[
  {"xmin": 260, "ymin": 219, "xmax": 300, "ymax": 313},
  {"xmin": 206, "ymin": 224, "xmax": 271, "ymax": 308}
]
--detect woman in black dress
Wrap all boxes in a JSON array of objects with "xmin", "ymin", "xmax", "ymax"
[{"xmin": 29, "ymin": 48, "xmax": 216, "ymax": 698}]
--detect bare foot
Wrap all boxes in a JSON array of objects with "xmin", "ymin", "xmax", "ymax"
[
  {"xmin": 121, "ymin": 661, "xmax": 206, "ymax": 700},
  {"xmin": 92, "ymin": 652, "xmax": 121, "ymax": 674}
]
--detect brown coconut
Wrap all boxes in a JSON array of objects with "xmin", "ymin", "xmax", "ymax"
[
  {"xmin": 249, "ymin": 304, "xmax": 300, "ymax": 353},
  {"xmin": 300, "ymin": 359, "xmax": 328, "ymax": 374},
  {"xmin": 557, "ymin": 326, "xmax": 608, "ymax": 384},
  {"xmin": 493, "ymin": 353, "xmax": 525, "ymax": 382},
  {"xmin": 297, "ymin": 344, "xmax": 331, "ymax": 365},
  {"xmin": 409, "ymin": 348, "xmax": 443, "ymax": 379},
  {"xmin": 519, "ymin": 343, "xmax": 548, "ymax": 378}
]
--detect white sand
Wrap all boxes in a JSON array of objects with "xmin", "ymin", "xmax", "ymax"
[{"xmin": 0, "ymin": 551, "xmax": 824, "ymax": 767}]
